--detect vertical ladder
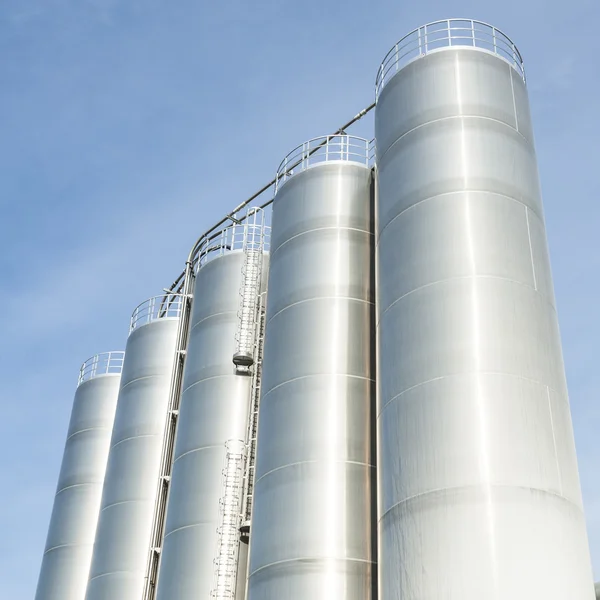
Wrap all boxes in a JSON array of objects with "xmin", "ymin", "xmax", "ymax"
[
  {"xmin": 240, "ymin": 296, "xmax": 266, "ymax": 539},
  {"xmin": 141, "ymin": 265, "xmax": 195, "ymax": 600},
  {"xmin": 211, "ymin": 440, "xmax": 246, "ymax": 600},
  {"xmin": 233, "ymin": 210, "xmax": 265, "ymax": 370}
]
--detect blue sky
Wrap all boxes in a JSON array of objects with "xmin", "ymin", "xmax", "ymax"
[{"xmin": 1, "ymin": 0, "xmax": 599, "ymax": 597}]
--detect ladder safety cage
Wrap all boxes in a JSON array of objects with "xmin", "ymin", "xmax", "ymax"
[
  {"xmin": 376, "ymin": 18, "xmax": 525, "ymax": 99},
  {"xmin": 240, "ymin": 292, "xmax": 267, "ymax": 536},
  {"xmin": 233, "ymin": 208, "xmax": 269, "ymax": 370},
  {"xmin": 210, "ymin": 439, "xmax": 246, "ymax": 600}
]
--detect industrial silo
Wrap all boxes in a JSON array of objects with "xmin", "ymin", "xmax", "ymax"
[
  {"xmin": 35, "ymin": 352, "xmax": 123, "ymax": 600},
  {"xmin": 375, "ymin": 19, "xmax": 594, "ymax": 599},
  {"xmin": 155, "ymin": 210, "xmax": 270, "ymax": 600},
  {"xmin": 84, "ymin": 297, "xmax": 181, "ymax": 600},
  {"xmin": 247, "ymin": 136, "xmax": 377, "ymax": 600}
]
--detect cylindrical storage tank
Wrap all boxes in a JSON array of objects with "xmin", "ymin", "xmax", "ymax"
[
  {"xmin": 156, "ymin": 215, "xmax": 270, "ymax": 600},
  {"xmin": 375, "ymin": 19, "xmax": 594, "ymax": 599},
  {"xmin": 84, "ymin": 297, "xmax": 181, "ymax": 600},
  {"xmin": 35, "ymin": 352, "xmax": 124, "ymax": 600},
  {"xmin": 247, "ymin": 136, "xmax": 377, "ymax": 600}
]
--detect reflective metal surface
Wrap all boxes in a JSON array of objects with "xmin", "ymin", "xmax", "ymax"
[
  {"xmin": 84, "ymin": 318, "xmax": 179, "ymax": 600},
  {"xmin": 375, "ymin": 45, "xmax": 594, "ymax": 599},
  {"xmin": 247, "ymin": 161, "xmax": 377, "ymax": 600},
  {"xmin": 155, "ymin": 251, "xmax": 268, "ymax": 600},
  {"xmin": 35, "ymin": 368, "xmax": 121, "ymax": 600}
]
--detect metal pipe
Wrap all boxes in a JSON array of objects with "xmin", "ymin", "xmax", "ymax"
[{"xmin": 163, "ymin": 102, "xmax": 375, "ymax": 297}]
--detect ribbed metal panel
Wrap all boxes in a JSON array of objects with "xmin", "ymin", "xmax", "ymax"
[
  {"xmin": 84, "ymin": 316, "xmax": 179, "ymax": 600},
  {"xmin": 375, "ymin": 26, "xmax": 594, "ymax": 600},
  {"xmin": 35, "ymin": 357, "xmax": 122, "ymax": 600},
  {"xmin": 247, "ymin": 158, "xmax": 376, "ymax": 599},
  {"xmin": 156, "ymin": 250, "xmax": 269, "ymax": 600}
]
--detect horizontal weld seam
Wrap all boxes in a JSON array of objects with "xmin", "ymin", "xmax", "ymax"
[
  {"xmin": 379, "ymin": 483, "xmax": 584, "ymax": 521},
  {"xmin": 120, "ymin": 375, "xmax": 166, "ymax": 390},
  {"xmin": 164, "ymin": 522, "xmax": 214, "ymax": 539},
  {"xmin": 376, "ymin": 190, "xmax": 544, "ymax": 243},
  {"xmin": 174, "ymin": 445, "xmax": 224, "ymax": 463},
  {"xmin": 262, "ymin": 373, "xmax": 375, "ymax": 399},
  {"xmin": 377, "ymin": 273, "xmax": 556, "ymax": 325},
  {"xmin": 87, "ymin": 570, "xmax": 138, "ymax": 583},
  {"xmin": 100, "ymin": 499, "xmax": 150, "ymax": 513},
  {"xmin": 377, "ymin": 113, "xmax": 529, "ymax": 165},
  {"xmin": 378, "ymin": 372, "xmax": 566, "ymax": 417},
  {"xmin": 65, "ymin": 426, "xmax": 111, "ymax": 442},
  {"xmin": 55, "ymin": 482, "xmax": 96, "ymax": 495},
  {"xmin": 44, "ymin": 542, "xmax": 90, "ymax": 554},
  {"xmin": 189, "ymin": 310, "xmax": 237, "ymax": 332},
  {"xmin": 271, "ymin": 225, "xmax": 373, "ymax": 257},
  {"xmin": 181, "ymin": 374, "xmax": 234, "ymax": 395},
  {"xmin": 249, "ymin": 556, "xmax": 376, "ymax": 577},
  {"xmin": 110, "ymin": 433, "xmax": 157, "ymax": 451},
  {"xmin": 255, "ymin": 459, "xmax": 375, "ymax": 486},
  {"xmin": 268, "ymin": 296, "xmax": 374, "ymax": 325}
]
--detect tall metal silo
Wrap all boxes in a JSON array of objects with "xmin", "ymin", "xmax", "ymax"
[
  {"xmin": 247, "ymin": 136, "xmax": 377, "ymax": 600},
  {"xmin": 84, "ymin": 297, "xmax": 181, "ymax": 600},
  {"xmin": 155, "ymin": 210, "xmax": 270, "ymax": 600},
  {"xmin": 35, "ymin": 352, "xmax": 124, "ymax": 600},
  {"xmin": 375, "ymin": 19, "xmax": 594, "ymax": 599}
]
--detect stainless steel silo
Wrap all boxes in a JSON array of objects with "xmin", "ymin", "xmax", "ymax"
[
  {"xmin": 35, "ymin": 352, "xmax": 123, "ymax": 600},
  {"xmin": 84, "ymin": 297, "xmax": 181, "ymax": 600},
  {"xmin": 247, "ymin": 136, "xmax": 377, "ymax": 600},
  {"xmin": 375, "ymin": 19, "xmax": 594, "ymax": 599},
  {"xmin": 155, "ymin": 211, "xmax": 270, "ymax": 600}
]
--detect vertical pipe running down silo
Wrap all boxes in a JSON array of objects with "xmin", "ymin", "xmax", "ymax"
[
  {"xmin": 84, "ymin": 298, "xmax": 181, "ymax": 600},
  {"xmin": 155, "ymin": 213, "xmax": 270, "ymax": 600},
  {"xmin": 35, "ymin": 352, "xmax": 123, "ymax": 600},
  {"xmin": 247, "ymin": 136, "xmax": 377, "ymax": 600},
  {"xmin": 374, "ymin": 19, "xmax": 594, "ymax": 600}
]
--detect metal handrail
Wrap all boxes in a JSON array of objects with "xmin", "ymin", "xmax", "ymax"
[
  {"xmin": 195, "ymin": 207, "xmax": 271, "ymax": 272},
  {"xmin": 130, "ymin": 294, "xmax": 184, "ymax": 333},
  {"xmin": 376, "ymin": 19, "xmax": 525, "ymax": 99},
  {"xmin": 275, "ymin": 135, "xmax": 374, "ymax": 193},
  {"xmin": 78, "ymin": 351, "xmax": 125, "ymax": 386}
]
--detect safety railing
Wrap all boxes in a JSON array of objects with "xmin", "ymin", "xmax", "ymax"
[
  {"xmin": 77, "ymin": 351, "xmax": 125, "ymax": 386},
  {"xmin": 130, "ymin": 294, "xmax": 184, "ymax": 333},
  {"xmin": 275, "ymin": 135, "xmax": 374, "ymax": 193},
  {"xmin": 196, "ymin": 207, "xmax": 271, "ymax": 271},
  {"xmin": 376, "ymin": 19, "xmax": 525, "ymax": 99}
]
